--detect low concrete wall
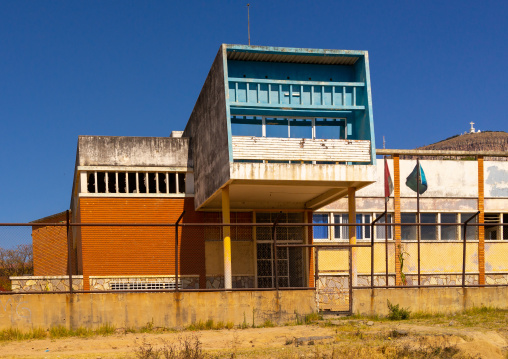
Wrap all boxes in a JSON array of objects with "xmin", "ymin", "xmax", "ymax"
[
  {"xmin": 353, "ymin": 287, "xmax": 508, "ymax": 316},
  {"xmin": 0, "ymin": 290, "xmax": 316, "ymax": 331}
]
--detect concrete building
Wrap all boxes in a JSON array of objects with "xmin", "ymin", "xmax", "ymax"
[{"xmin": 18, "ymin": 45, "xmax": 508, "ymax": 301}]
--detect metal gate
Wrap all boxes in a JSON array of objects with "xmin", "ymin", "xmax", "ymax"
[{"xmin": 315, "ymin": 247, "xmax": 352, "ymax": 313}]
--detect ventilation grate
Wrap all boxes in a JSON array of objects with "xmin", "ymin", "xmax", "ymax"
[{"xmin": 110, "ymin": 282, "xmax": 182, "ymax": 291}]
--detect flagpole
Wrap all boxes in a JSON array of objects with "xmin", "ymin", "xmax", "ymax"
[
  {"xmin": 385, "ymin": 156, "xmax": 389, "ymax": 287},
  {"xmin": 416, "ymin": 158, "xmax": 421, "ymax": 286}
]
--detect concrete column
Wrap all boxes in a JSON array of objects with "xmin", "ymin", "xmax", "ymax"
[
  {"xmin": 478, "ymin": 156, "xmax": 485, "ymax": 285},
  {"xmin": 348, "ymin": 187, "xmax": 357, "ymax": 286},
  {"xmin": 393, "ymin": 155, "xmax": 402, "ymax": 286},
  {"xmin": 222, "ymin": 185, "xmax": 232, "ymax": 289}
]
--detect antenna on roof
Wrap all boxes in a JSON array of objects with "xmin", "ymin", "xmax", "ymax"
[{"xmin": 247, "ymin": 3, "xmax": 251, "ymax": 45}]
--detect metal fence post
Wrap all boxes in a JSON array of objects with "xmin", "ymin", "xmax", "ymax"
[
  {"xmin": 66, "ymin": 210, "xmax": 73, "ymax": 294},
  {"xmin": 371, "ymin": 211, "xmax": 387, "ymax": 289},
  {"xmin": 175, "ymin": 211, "xmax": 185, "ymax": 292},
  {"xmin": 416, "ymin": 158, "xmax": 421, "ymax": 286},
  {"xmin": 272, "ymin": 211, "xmax": 283, "ymax": 290}
]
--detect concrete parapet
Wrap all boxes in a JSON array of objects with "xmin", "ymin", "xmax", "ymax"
[{"xmin": 0, "ymin": 290, "xmax": 316, "ymax": 331}]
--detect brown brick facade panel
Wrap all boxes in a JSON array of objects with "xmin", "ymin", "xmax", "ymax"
[
  {"xmin": 33, "ymin": 212, "xmax": 68, "ymax": 276},
  {"xmin": 79, "ymin": 197, "xmax": 205, "ymax": 289}
]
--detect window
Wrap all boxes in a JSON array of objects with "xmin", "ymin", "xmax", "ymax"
[
  {"xmin": 375, "ymin": 214, "xmax": 393, "ymax": 240},
  {"xmin": 266, "ymin": 117, "xmax": 288, "ymax": 137},
  {"xmin": 356, "ymin": 214, "xmax": 371, "ymax": 240},
  {"xmin": 401, "ymin": 213, "xmax": 417, "ymax": 240},
  {"xmin": 230, "ymin": 116, "xmax": 263, "ymax": 137},
  {"xmin": 315, "ymin": 118, "xmax": 345, "ymax": 139},
  {"xmin": 440, "ymin": 213, "xmax": 457, "ymax": 240},
  {"xmin": 313, "ymin": 213, "xmax": 372, "ymax": 241},
  {"xmin": 231, "ymin": 116, "xmax": 347, "ymax": 139},
  {"xmin": 312, "ymin": 214, "xmax": 329, "ymax": 240},
  {"xmin": 461, "ymin": 213, "xmax": 478, "ymax": 240},
  {"xmin": 85, "ymin": 171, "xmax": 186, "ymax": 195},
  {"xmin": 289, "ymin": 118, "xmax": 312, "ymax": 139},
  {"xmin": 421, "ymin": 213, "xmax": 437, "ymax": 240}
]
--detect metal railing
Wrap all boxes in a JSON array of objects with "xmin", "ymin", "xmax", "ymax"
[{"xmin": 1, "ymin": 214, "xmax": 507, "ymax": 295}]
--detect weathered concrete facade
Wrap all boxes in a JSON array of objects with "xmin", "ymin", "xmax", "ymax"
[
  {"xmin": 183, "ymin": 47, "xmax": 230, "ymax": 210},
  {"xmin": 76, "ymin": 135, "xmax": 192, "ymax": 167}
]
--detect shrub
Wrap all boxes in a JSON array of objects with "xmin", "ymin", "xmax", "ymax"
[{"xmin": 387, "ymin": 300, "xmax": 411, "ymax": 320}]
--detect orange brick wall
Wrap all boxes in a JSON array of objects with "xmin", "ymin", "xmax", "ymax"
[
  {"xmin": 79, "ymin": 197, "xmax": 205, "ymax": 289},
  {"xmin": 33, "ymin": 212, "xmax": 69, "ymax": 276}
]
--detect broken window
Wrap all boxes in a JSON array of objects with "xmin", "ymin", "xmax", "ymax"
[
  {"xmin": 231, "ymin": 115, "xmax": 347, "ymax": 140},
  {"xmin": 96, "ymin": 172, "xmax": 106, "ymax": 193},
  {"xmin": 128, "ymin": 172, "xmax": 137, "ymax": 193},
  {"xmin": 178, "ymin": 173, "xmax": 186, "ymax": 194},
  {"xmin": 137, "ymin": 173, "xmax": 147, "ymax": 193},
  {"xmin": 156, "ymin": 173, "xmax": 165, "ymax": 193},
  {"xmin": 107, "ymin": 172, "xmax": 117, "ymax": 193},
  {"xmin": 84, "ymin": 170, "xmax": 188, "ymax": 195},
  {"xmin": 118, "ymin": 172, "xmax": 127, "ymax": 193},
  {"xmin": 148, "ymin": 173, "xmax": 157, "ymax": 193},
  {"xmin": 168, "ymin": 173, "xmax": 177, "ymax": 193},
  {"xmin": 87, "ymin": 173, "xmax": 96, "ymax": 193}
]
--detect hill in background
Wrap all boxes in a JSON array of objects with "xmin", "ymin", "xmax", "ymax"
[{"xmin": 409, "ymin": 131, "xmax": 508, "ymax": 161}]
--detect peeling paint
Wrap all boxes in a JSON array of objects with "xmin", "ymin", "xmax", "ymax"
[{"xmin": 486, "ymin": 165, "xmax": 508, "ymax": 197}]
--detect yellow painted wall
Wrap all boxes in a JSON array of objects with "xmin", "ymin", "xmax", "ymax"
[
  {"xmin": 400, "ymin": 242, "xmax": 479, "ymax": 274},
  {"xmin": 205, "ymin": 241, "xmax": 254, "ymax": 276},
  {"xmin": 317, "ymin": 243, "xmax": 396, "ymax": 274},
  {"xmin": 485, "ymin": 242, "xmax": 508, "ymax": 272},
  {"xmin": 318, "ymin": 242, "xmax": 486, "ymax": 275}
]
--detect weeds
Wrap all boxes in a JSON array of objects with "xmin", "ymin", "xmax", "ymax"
[
  {"xmin": 49, "ymin": 323, "xmax": 115, "ymax": 338},
  {"xmin": 262, "ymin": 320, "xmax": 275, "ymax": 327},
  {"xmin": 387, "ymin": 300, "xmax": 411, "ymax": 320},
  {"xmin": 0, "ymin": 327, "xmax": 46, "ymax": 341},
  {"xmin": 240, "ymin": 312, "xmax": 249, "ymax": 329},
  {"xmin": 0, "ymin": 323, "xmax": 116, "ymax": 342},
  {"xmin": 135, "ymin": 335, "xmax": 204, "ymax": 359},
  {"xmin": 186, "ymin": 319, "xmax": 235, "ymax": 331},
  {"xmin": 304, "ymin": 312, "xmax": 323, "ymax": 324}
]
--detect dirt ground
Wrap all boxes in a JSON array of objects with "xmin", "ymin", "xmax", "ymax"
[{"xmin": 1, "ymin": 315, "xmax": 508, "ymax": 358}]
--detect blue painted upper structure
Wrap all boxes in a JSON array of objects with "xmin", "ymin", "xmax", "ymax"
[
  {"xmin": 184, "ymin": 44, "xmax": 377, "ymax": 210},
  {"xmin": 223, "ymin": 44, "xmax": 376, "ymax": 164}
]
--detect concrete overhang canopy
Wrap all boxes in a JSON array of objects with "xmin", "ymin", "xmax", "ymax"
[{"xmin": 199, "ymin": 163, "xmax": 376, "ymax": 211}]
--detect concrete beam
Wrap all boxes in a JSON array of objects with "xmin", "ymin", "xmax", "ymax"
[
  {"xmin": 304, "ymin": 188, "xmax": 348, "ymax": 209},
  {"xmin": 377, "ymin": 149, "xmax": 508, "ymax": 157}
]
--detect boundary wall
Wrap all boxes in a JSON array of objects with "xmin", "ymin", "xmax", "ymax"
[
  {"xmin": 353, "ymin": 286, "xmax": 508, "ymax": 316},
  {"xmin": 0, "ymin": 290, "xmax": 315, "ymax": 331}
]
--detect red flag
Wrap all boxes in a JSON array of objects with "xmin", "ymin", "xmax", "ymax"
[{"xmin": 384, "ymin": 158, "xmax": 394, "ymax": 202}]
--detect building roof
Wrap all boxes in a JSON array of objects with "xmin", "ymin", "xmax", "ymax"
[
  {"xmin": 30, "ymin": 210, "xmax": 69, "ymax": 224},
  {"xmin": 225, "ymin": 44, "xmax": 362, "ymax": 65}
]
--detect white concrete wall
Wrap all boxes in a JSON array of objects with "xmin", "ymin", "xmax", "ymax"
[{"xmin": 321, "ymin": 159, "xmax": 508, "ymax": 213}]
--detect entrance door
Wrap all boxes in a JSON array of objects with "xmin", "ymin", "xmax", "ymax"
[{"xmin": 256, "ymin": 212, "xmax": 305, "ymax": 288}]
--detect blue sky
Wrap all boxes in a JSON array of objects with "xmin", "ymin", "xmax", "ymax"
[{"xmin": 0, "ymin": 1, "xmax": 507, "ymax": 222}]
